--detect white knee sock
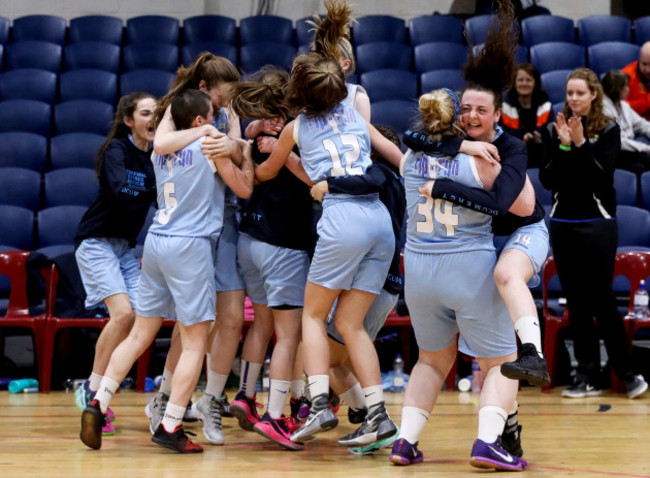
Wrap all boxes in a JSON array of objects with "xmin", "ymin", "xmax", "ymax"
[
  {"xmin": 398, "ymin": 406, "xmax": 429, "ymax": 444},
  {"xmin": 340, "ymin": 382, "xmax": 366, "ymax": 410},
  {"xmin": 514, "ymin": 316, "xmax": 543, "ymax": 356},
  {"xmin": 205, "ymin": 369, "xmax": 229, "ymax": 398},
  {"xmin": 477, "ymin": 406, "xmax": 508, "ymax": 444},
  {"xmin": 160, "ymin": 367, "xmax": 173, "ymax": 396},
  {"xmin": 307, "ymin": 375, "xmax": 329, "ymax": 399},
  {"xmin": 363, "ymin": 384, "xmax": 384, "ymax": 409},
  {"xmin": 290, "ymin": 379, "xmax": 305, "ymax": 399},
  {"xmin": 88, "ymin": 372, "xmax": 103, "ymax": 392},
  {"xmin": 240, "ymin": 360, "xmax": 262, "ymax": 398},
  {"xmin": 267, "ymin": 379, "xmax": 291, "ymax": 419},
  {"xmin": 94, "ymin": 376, "xmax": 120, "ymax": 413},
  {"xmin": 161, "ymin": 401, "xmax": 185, "ymax": 433}
]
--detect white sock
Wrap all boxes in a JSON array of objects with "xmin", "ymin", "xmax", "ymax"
[
  {"xmin": 240, "ymin": 360, "xmax": 262, "ymax": 398},
  {"xmin": 398, "ymin": 406, "xmax": 429, "ymax": 444},
  {"xmin": 307, "ymin": 375, "xmax": 329, "ymax": 399},
  {"xmin": 477, "ymin": 406, "xmax": 507, "ymax": 444},
  {"xmin": 508, "ymin": 400, "xmax": 519, "ymax": 418},
  {"xmin": 290, "ymin": 379, "xmax": 305, "ymax": 399},
  {"xmin": 267, "ymin": 379, "xmax": 291, "ymax": 419},
  {"xmin": 514, "ymin": 316, "xmax": 543, "ymax": 357},
  {"xmin": 161, "ymin": 401, "xmax": 185, "ymax": 433},
  {"xmin": 88, "ymin": 372, "xmax": 103, "ymax": 392},
  {"xmin": 340, "ymin": 383, "xmax": 366, "ymax": 410},
  {"xmin": 205, "ymin": 369, "xmax": 229, "ymax": 397},
  {"xmin": 160, "ymin": 367, "xmax": 173, "ymax": 396},
  {"xmin": 94, "ymin": 376, "xmax": 120, "ymax": 413},
  {"xmin": 363, "ymin": 384, "xmax": 384, "ymax": 409}
]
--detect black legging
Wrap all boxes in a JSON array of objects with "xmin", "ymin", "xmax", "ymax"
[{"xmin": 550, "ymin": 218, "xmax": 634, "ymax": 383}]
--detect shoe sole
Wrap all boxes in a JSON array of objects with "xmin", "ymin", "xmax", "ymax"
[
  {"xmin": 254, "ymin": 423, "xmax": 305, "ymax": 451},
  {"xmin": 389, "ymin": 453, "xmax": 424, "ymax": 466},
  {"xmin": 561, "ymin": 390, "xmax": 602, "ymax": 398},
  {"xmin": 338, "ymin": 421, "xmax": 397, "ymax": 447},
  {"xmin": 291, "ymin": 415, "xmax": 339, "ymax": 442},
  {"xmin": 470, "ymin": 456, "xmax": 527, "ymax": 471},
  {"xmin": 230, "ymin": 403, "xmax": 258, "ymax": 431},
  {"xmin": 500, "ymin": 363, "xmax": 551, "ymax": 387},
  {"xmin": 628, "ymin": 381, "xmax": 649, "ymax": 399},
  {"xmin": 151, "ymin": 435, "xmax": 203, "ymax": 454},
  {"xmin": 80, "ymin": 408, "xmax": 103, "ymax": 450},
  {"xmin": 191, "ymin": 403, "xmax": 225, "ymax": 445},
  {"xmin": 349, "ymin": 427, "xmax": 399, "ymax": 455}
]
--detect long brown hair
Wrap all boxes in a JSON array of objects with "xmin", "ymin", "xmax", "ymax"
[
  {"xmin": 563, "ymin": 68, "xmax": 610, "ymax": 137},
  {"xmin": 309, "ymin": 0, "xmax": 356, "ymax": 75},
  {"xmin": 96, "ymin": 91, "xmax": 155, "ymax": 177},
  {"xmin": 286, "ymin": 52, "xmax": 348, "ymax": 117},
  {"xmin": 227, "ymin": 66, "xmax": 290, "ymax": 121},
  {"xmin": 152, "ymin": 52, "xmax": 240, "ymax": 128},
  {"xmin": 463, "ymin": 0, "xmax": 518, "ymax": 110}
]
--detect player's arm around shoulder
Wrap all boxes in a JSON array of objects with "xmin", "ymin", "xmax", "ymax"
[
  {"xmin": 211, "ymin": 138, "xmax": 254, "ymax": 199},
  {"xmin": 254, "ymin": 119, "xmax": 297, "ymax": 184}
]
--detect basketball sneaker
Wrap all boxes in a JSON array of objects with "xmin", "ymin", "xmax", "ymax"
[
  {"xmin": 290, "ymin": 394, "xmax": 339, "ymax": 442},
  {"xmin": 230, "ymin": 391, "xmax": 262, "ymax": 431},
  {"xmin": 221, "ymin": 392, "xmax": 232, "ymax": 417},
  {"xmin": 562, "ymin": 379, "xmax": 601, "ymax": 398},
  {"xmin": 500, "ymin": 343, "xmax": 551, "ymax": 386},
  {"xmin": 254, "ymin": 412, "xmax": 305, "ymax": 451},
  {"xmin": 501, "ymin": 421, "xmax": 523, "ymax": 457},
  {"xmin": 349, "ymin": 426, "xmax": 399, "ymax": 455},
  {"xmin": 348, "ymin": 406, "xmax": 368, "ymax": 424},
  {"xmin": 145, "ymin": 391, "xmax": 169, "ymax": 434},
  {"xmin": 152, "ymin": 423, "xmax": 203, "ymax": 454},
  {"xmin": 80, "ymin": 399, "xmax": 106, "ymax": 450},
  {"xmin": 328, "ymin": 388, "xmax": 341, "ymax": 414},
  {"xmin": 389, "ymin": 438, "xmax": 423, "ymax": 465},
  {"xmin": 105, "ymin": 407, "xmax": 116, "ymax": 422},
  {"xmin": 75, "ymin": 380, "xmax": 93, "ymax": 411},
  {"xmin": 183, "ymin": 400, "xmax": 198, "ymax": 422},
  {"xmin": 338, "ymin": 402, "xmax": 397, "ymax": 447},
  {"xmin": 192, "ymin": 394, "xmax": 226, "ymax": 445},
  {"xmin": 290, "ymin": 396, "xmax": 311, "ymax": 421},
  {"xmin": 625, "ymin": 374, "xmax": 648, "ymax": 399},
  {"xmin": 470, "ymin": 438, "xmax": 528, "ymax": 471}
]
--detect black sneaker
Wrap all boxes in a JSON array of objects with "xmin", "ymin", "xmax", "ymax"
[
  {"xmin": 329, "ymin": 387, "xmax": 341, "ymax": 414},
  {"xmin": 290, "ymin": 394, "xmax": 338, "ymax": 442},
  {"xmin": 625, "ymin": 374, "xmax": 648, "ymax": 399},
  {"xmin": 338, "ymin": 402, "xmax": 397, "ymax": 447},
  {"xmin": 80, "ymin": 399, "xmax": 106, "ymax": 450},
  {"xmin": 501, "ymin": 408, "xmax": 523, "ymax": 458},
  {"xmin": 500, "ymin": 343, "xmax": 551, "ymax": 386},
  {"xmin": 221, "ymin": 393, "xmax": 232, "ymax": 418},
  {"xmin": 562, "ymin": 380, "xmax": 601, "ymax": 398},
  {"xmin": 152, "ymin": 423, "xmax": 203, "ymax": 453},
  {"xmin": 348, "ymin": 406, "xmax": 368, "ymax": 424}
]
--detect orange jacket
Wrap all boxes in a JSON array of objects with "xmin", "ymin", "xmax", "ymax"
[{"xmin": 622, "ymin": 61, "xmax": 650, "ymax": 120}]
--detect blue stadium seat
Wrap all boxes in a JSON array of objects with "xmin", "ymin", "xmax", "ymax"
[
  {"xmin": 12, "ymin": 15, "xmax": 66, "ymax": 45},
  {"xmin": 408, "ymin": 15, "xmax": 464, "ymax": 45},
  {"xmin": 0, "ymin": 100, "xmax": 51, "ymax": 136},
  {"xmin": 123, "ymin": 43, "xmax": 179, "ymax": 72},
  {"xmin": 183, "ymin": 15, "xmax": 236, "ymax": 45},
  {"xmin": 181, "ymin": 42, "xmax": 237, "ymax": 67},
  {"xmin": 521, "ymin": 15, "xmax": 575, "ymax": 46},
  {"xmin": 634, "ymin": 16, "xmax": 650, "ymax": 46},
  {"xmin": 64, "ymin": 42, "xmax": 121, "ymax": 73},
  {"xmin": 239, "ymin": 15, "xmax": 294, "ymax": 46},
  {"xmin": 126, "ymin": 15, "xmax": 179, "ymax": 45},
  {"xmin": 527, "ymin": 168, "xmax": 552, "ymax": 206},
  {"xmin": 0, "ymin": 16, "xmax": 9, "ymax": 45},
  {"xmin": 0, "ymin": 69, "xmax": 57, "ymax": 104},
  {"xmin": 551, "ymin": 102, "xmax": 564, "ymax": 121},
  {"xmin": 414, "ymin": 42, "xmax": 467, "ymax": 73},
  {"xmin": 120, "ymin": 69, "xmax": 175, "ymax": 98},
  {"xmin": 69, "ymin": 15, "xmax": 123, "ymax": 45},
  {"xmin": 420, "ymin": 69, "xmax": 466, "ymax": 94},
  {"xmin": 0, "ymin": 132, "xmax": 47, "ymax": 172},
  {"xmin": 0, "ymin": 167, "xmax": 41, "ymax": 211},
  {"xmin": 530, "ymin": 42, "xmax": 586, "ymax": 74},
  {"xmin": 515, "ymin": 45, "xmax": 529, "ymax": 64},
  {"xmin": 50, "ymin": 132, "xmax": 104, "ymax": 170},
  {"xmin": 239, "ymin": 43, "xmax": 296, "ymax": 74},
  {"xmin": 465, "ymin": 14, "xmax": 519, "ymax": 46},
  {"xmin": 352, "ymin": 15, "xmax": 406, "ymax": 45},
  {"xmin": 617, "ymin": 205, "xmax": 650, "ymax": 250},
  {"xmin": 355, "ymin": 42, "xmax": 412, "ymax": 74},
  {"xmin": 541, "ymin": 70, "xmax": 572, "ymax": 104},
  {"xmin": 54, "ymin": 100, "xmax": 113, "ymax": 136},
  {"xmin": 44, "ymin": 168, "xmax": 99, "ymax": 208},
  {"xmin": 5, "ymin": 41, "xmax": 62, "ymax": 73},
  {"xmin": 0, "ymin": 205, "xmax": 34, "ymax": 250},
  {"xmin": 37, "ymin": 206, "xmax": 87, "ymax": 248},
  {"xmin": 371, "ymin": 100, "xmax": 419, "ymax": 135},
  {"xmin": 587, "ymin": 42, "xmax": 640, "ymax": 77},
  {"xmin": 360, "ymin": 69, "xmax": 418, "ymax": 102},
  {"xmin": 642, "ymin": 171, "xmax": 650, "ymax": 211},
  {"xmin": 59, "ymin": 70, "xmax": 117, "ymax": 105},
  {"xmin": 577, "ymin": 15, "xmax": 631, "ymax": 46},
  {"xmin": 295, "ymin": 16, "xmax": 315, "ymax": 48},
  {"xmin": 0, "ymin": 45, "xmax": 3, "ymax": 69},
  {"xmin": 614, "ymin": 169, "xmax": 638, "ymax": 207}
]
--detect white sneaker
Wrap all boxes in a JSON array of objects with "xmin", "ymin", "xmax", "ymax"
[
  {"xmin": 192, "ymin": 394, "xmax": 226, "ymax": 445},
  {"xmin": 144, "ymin": 392, "xmax": 168, "ymax": 434}
]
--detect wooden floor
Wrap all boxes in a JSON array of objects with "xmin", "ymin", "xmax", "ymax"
[{"xmin": 1, "ymin": 387, "xmax": 649, "ymax": 478}]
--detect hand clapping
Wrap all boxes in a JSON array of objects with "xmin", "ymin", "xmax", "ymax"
[{"xmin": 554, "ymin": 113, "xmax": 585, "ymax": 147}]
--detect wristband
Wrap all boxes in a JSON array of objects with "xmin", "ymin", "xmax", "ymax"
[{"xmin": 559, "ymin": 144, "xmax": 571, "ymax": 151}]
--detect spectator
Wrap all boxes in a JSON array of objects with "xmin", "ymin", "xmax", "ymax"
[{"xmin": 621, "ymin": 42, "xmax": 650, "ymax": 120}]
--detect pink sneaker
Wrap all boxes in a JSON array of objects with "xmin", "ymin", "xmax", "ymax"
[
  {"xmin": 102, "ymin": 419, "xmax": 115, "ymax": 436},
  {"xmin": 106, "ymin": 407, "xmax": 115, "ymax": 422},
  {"xmin": 229, "ymin": 391, "xmax": 262, "ymax": 431},
  {"xmin": 254, "ymin": 412, "xmax": 304, "ymax": 451}
]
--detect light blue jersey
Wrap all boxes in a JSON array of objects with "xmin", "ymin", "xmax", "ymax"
[
  {"xmin": 294, "ymin": 92, "xmax": 372, "ymax": 184},
  {"xmin": 401, "ymin": 149, "xmax": 494, "ymax": 254},
  {"xmin": 149, "ymin": 138, "xmax": 225, "ymax": 239}
]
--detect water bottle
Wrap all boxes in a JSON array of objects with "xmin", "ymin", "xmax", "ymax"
[
  {"xmin": 457, "ymin": 375, "xmax": 473, "ymax": 392},
  {"xmin": 634, "ymin": 280, "xmax": 649, "ymax": 319},
  {"xmin": 8, "ymin": 378, "xmax": 39, "ymax": 393},
  {"xmin": 471, "ymin": 359, "xmax": 483, "ymax": 392},
  {"xmin": 262, "ymin": 355, "xmax": 271, "ymax": 391},
  {"xmin": 391, "ymin": 354, "xmax": 405, "ymax": 391}
]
